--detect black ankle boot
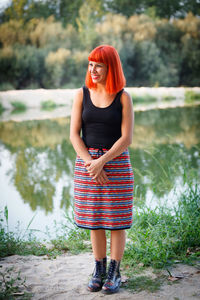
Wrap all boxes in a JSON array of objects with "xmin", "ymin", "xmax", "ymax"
[
  {"xmin": 102, "ymin": 259, "xmax": 121, "ymax": 294},
  {"xmin": 88, "ymin": 257, "xmax": 107, "ymax": 292}
]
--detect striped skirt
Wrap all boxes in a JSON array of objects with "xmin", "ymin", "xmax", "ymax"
[{"xmin": 74, "ymin": 148, "xmax": 134, "ymax": 230}]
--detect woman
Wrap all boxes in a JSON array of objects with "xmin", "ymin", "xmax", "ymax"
[{"xmin": 70, "ymin": 45, "xmax": 134, "ymax": 294}]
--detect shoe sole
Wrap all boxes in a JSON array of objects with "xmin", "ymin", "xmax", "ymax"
[
  {"xmin": 101, "ymin": 287, "xmax": 120, "ymax": 294},
  {"xmin": 87, "ymin": 286, "xmax": 102, "ymax": 292}
]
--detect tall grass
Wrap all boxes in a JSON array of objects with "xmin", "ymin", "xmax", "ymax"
[
  {"xmin": 1, "ymin": 183, "xmax": 199, "ymax": 267},
  {"xmin": 0, "ymin": 206, "xmax": 91, "ymax": 258},
  {"xmin": 124, "ymin": 183, "xmax": 200, "ymax": 269}
]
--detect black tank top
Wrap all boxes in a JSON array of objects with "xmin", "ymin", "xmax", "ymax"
[{"xmin": 82, "ymin": 86, "xmax": 123, "ymax": 149}]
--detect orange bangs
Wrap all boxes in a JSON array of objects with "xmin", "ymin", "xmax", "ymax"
[{"xmin": 85, "ymin": 45, "xmax": 126, "ymax": 94}]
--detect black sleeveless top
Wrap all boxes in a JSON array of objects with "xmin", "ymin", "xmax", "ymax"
[{"xmin": 81, "ymin": 86, "xmax": 123, "ymax": 149}]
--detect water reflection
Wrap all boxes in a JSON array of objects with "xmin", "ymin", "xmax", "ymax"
[{"xmin": 0, "ymin": 105, "xmax": 199, "ymax": 237}]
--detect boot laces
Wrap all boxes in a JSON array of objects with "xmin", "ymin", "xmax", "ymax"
[
  {"xmin": 93, "ymin": 260, "xmax": 102, "ymax": 278},
  {"xmin": 107, "ymin": 260, "xmax": 117, "ymax": 280}
]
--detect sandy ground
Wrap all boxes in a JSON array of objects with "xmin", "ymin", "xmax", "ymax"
[
  {"xmin": 1, "ymin": 87, "xmax": 200, "ymax": 110},
  {"xmin": 1, "ymin": 252, "xmax": 200, "ymax": 300},
  {"xmin": 0, "ymin": 87, "xmax": 200, "ymax": 122}
]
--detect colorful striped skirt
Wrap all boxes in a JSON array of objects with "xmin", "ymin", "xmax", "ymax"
[{"xmin": 74, "ymin": 148, "xmax": 134, "ymax": 230}]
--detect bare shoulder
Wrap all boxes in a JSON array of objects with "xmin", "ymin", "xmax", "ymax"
[
  {"xmin": 73, "ymin": 87, "xmax": 83, "ymax": 108},
  {"xmin": 74, "ymin": 87, "xmax": 83, "ymax": 102},
  {"xmin": 120, "ymin": 90, "xmax": 132, "ymax": 106}
]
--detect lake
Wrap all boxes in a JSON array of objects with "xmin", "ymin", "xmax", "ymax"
[{"xmin": 0, "ymin": 105, "xmax": 199, "ymax": 240}]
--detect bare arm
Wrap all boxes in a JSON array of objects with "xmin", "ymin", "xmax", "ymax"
[
  {"xmin": 70, "ymin": 88, "xmax": 92, "ymax": 162},
  {"xmin": 85, "ymin": 91, "xmax": 134, "ymax": 178}
]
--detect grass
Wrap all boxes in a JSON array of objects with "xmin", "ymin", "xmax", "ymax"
[
  {"xmin": 41, "ymin": 100, "xmax": 57, "ymax": 110},
  {"xmin": 0, "ymin": 267, "xmax": 32, "ymax": 299},
  {"xmin": 185, "ymin": 91, "xmax": 200, "ymax": 103},
  {"xmin": 131, "ymin": 94, "xmax": 157, "ymax": 104},
  {"xmin": 11, "ymin": 101, "xmax": 27, "ymax": 112},
  {"xmin": 40, "ymin": 100, "xmax": 65, "ymax": 111},
  {"xmin": 0, "ymin": 183, "xmax": 199, "ymax": 294},
  {"xmin": 123, "ymin": 183, "xmax": 200, "ymax": 271},
  {"xmin": 0, "ymin": 102, "xmax": 5, "ymax": 115},
  {"xmin": 0, "ymin": 206, "xmax": 91, "ymax": 258},
  {"xmin": 162, "ymin": 95, "xmax": 176, "ymax": 101},
  {"xmin": 122, "ymin": 274, "xmax": 166, "ymax": 293}
]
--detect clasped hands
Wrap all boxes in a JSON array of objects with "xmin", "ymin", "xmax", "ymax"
[{"xmin": 84, "ymin": 158, "xmax": 109, "ymax": 185}]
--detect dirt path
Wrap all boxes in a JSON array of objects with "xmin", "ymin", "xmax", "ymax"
[{"xmin": 1, "ymin": 252, "xmax": 200, "ymax": 299}]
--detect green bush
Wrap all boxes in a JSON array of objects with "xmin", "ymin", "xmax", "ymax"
[
  {"xmin": 162, "ymin": 95, "xmax": 176, "ymax": 101},
  {"xmin": 0, "ymin": 102, "xmax": 5, "ymax": 114},
  {"xmin": 43, "ymin": 48, "xmax": 72, "ymax": 88},
  {"xmin": 132, "ymin": 94, "xmax": 157, "ymax": 104},
  {"xmin": 41, "ymin": 100, "xmax": 57, "ymax": 110},
  {"xmin": 185, "ymin": 91, "xmax": 200, "ymax": 103},
  {"xmin": 11, "ymin": 101, "xmax": 26, "ymax": 110},
  {"xmin": 0, "ymin": 82, "xmax": 15, "ymax": 91}
]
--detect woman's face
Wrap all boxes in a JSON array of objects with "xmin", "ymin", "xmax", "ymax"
[{"xmin": 88, "ymin": 61, "xmax": 108, "ymax": 85}]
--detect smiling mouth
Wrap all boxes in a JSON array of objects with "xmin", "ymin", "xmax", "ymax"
[{"xmin": 91, "ymin": 75, "xmax": 99, "ymax": 79}]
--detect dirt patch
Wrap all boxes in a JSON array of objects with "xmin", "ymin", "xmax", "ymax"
[{"xmin": 1, "ymin": 253, "xmax": 200, "ymax": 299}]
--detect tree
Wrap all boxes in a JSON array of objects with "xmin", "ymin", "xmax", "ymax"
[
  {"xmin": 76, "ymin": 0, "xmax": 105, "ymax": 50},
  {"xmin": 105, "ymin": 0, "xmax": 200, "ymax": 18}
]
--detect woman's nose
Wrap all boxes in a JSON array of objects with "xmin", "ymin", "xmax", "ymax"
[{"xmin": 92, "ymin": 65, "xmax": 97, "ymax": 73}]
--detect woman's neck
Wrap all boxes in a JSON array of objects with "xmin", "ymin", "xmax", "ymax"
[{"xmin": 95, "ymin": 83, "xmax": 107, "ymax": 93}]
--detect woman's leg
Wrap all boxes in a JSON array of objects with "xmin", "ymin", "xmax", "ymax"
[
  {"xmin": 88, "ymin": 229, "xmax": 107, "ymax": 292},
  {"xmin": 102, "ymin": 229, "xmax": 126, "ymax": 294},
  {"xmin": 91, "ymin": 229, "xmax": 106, "ymax": 259},
  {"xmin": 110, "ymin": 229, "xmax": 126, "ymax": 260}
]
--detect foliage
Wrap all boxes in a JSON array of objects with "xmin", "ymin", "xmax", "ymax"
[
  {"xmin": 123, "ymin": 184, "xmax": 200, "ymax": 269},
  {"xmin": 11, "ymin": 101, "xmax": 26, "ymax": 110},
  {"xmin": 0, "ymin": 82, "xmax": 16, "ymax": 91},
  {"xmin": 41, "ymin": 100, "xmax": 57, "ymax": 110},
  {"xmin": 44, "ymin": 48, "xmax": 71, "ymax": 88},
  {"xmin": 185, "ymin": 90, "xmax": 200, "ymax": 103},
  {"xmin": 122, "ymin": 275, "xmax": 165, "ymax": 292},
  {"xmin": 0, "ymin": 102, "xmax": 5, "ymax": 114},
  {"xmin": 162, "ymin": 95, "xmax": 176, "ymax": 101},
  {"xmin": 0, "ymin": 204, "xmax": 91, "ymax": 259},
  {"xmin": 132, "ymin": 94, "xmax": 157, "ymax": 104},
  {"xmin": 105, "ymin": 0, "xmax": 200, "ymax": 19},
  {"xmin": 0, "ymin": 267, "xmax": 32, "ymax": 299},
  {"xmin": 0, "ymin": 10, "xmax": 200, "ymax": 88}
]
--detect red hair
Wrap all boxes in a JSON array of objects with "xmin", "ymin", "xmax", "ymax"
[{"xmin": 85, "ymin": 45, "xmax": 126, "ymax": 94}]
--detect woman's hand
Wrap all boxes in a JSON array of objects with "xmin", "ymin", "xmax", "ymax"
[
  {"xmin": 84, "ymin": 158, "xmax": 104, "ymax": 179},
  {"xmin": 95, "ymin": 169, "xmax": 109, "ymax": 185}
]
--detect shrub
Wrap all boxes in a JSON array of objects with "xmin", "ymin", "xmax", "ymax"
[
  {"xmin": 0, "ymin": 82, "xmax": 15, "ymax": 91},
  {"xmin": 162, "ymin": 95, "xmax": 176, "ymax": 101},
  {"xmin": 41, "ymin": 100, "xmax": 57, "ymax": 110},
  {"xmin": 44, "ymin": 48, "xmax": 71, "ymax": 88},
  {"xmin": 132, "ymin": 94, "xmax": 157, "ymax": 104},
  {"xmin": 11, "ymin": 101, "xmax": 26, "ymax": 110},
  {"xmin": 185, "ymin": 90, "xmax": 200, "ymax": 103}
]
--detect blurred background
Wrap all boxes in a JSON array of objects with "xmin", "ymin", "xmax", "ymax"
[
  {"xmin": 0, "ymin": 0, "xmax": 200, "ymax": 240},
  {"xmin": 0, "ymin": 0, "xmax": 200, "ymax": 90}
]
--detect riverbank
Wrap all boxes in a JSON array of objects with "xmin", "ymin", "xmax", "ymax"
[
  {"xmin": 1, "ymin": 183, "xmax": 200, "ymax": 299},
  {"xmin": 1, "ymin": 252, "xmax": 200, "ymax": 299},
  {"xmin": 0, "ymin": 87, "xmax": 200, "ymax": 122}
]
